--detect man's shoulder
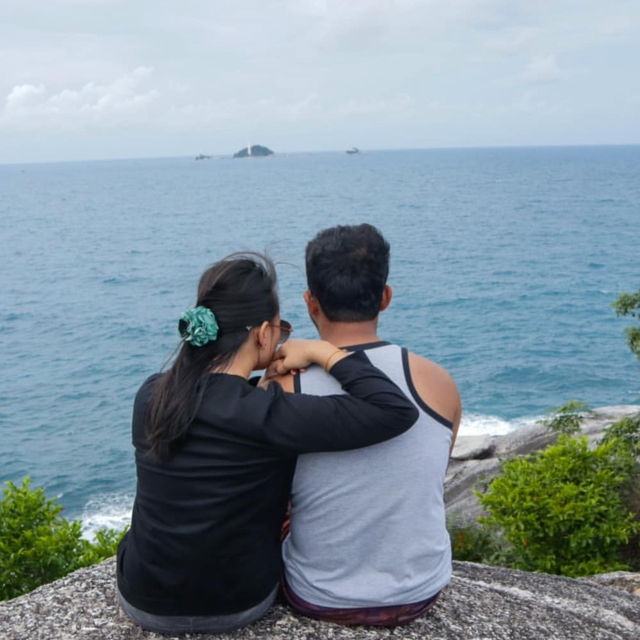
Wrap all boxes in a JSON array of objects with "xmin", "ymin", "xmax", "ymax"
[
  {"xmin": 403, "ymin": 349, "xmax": 461, "ymax": 436},
  {"xmin": 406, "ymin": 351, "xmax": 457, "ymax": 390}
]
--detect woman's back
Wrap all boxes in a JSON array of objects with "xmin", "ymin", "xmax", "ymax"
[{"xmin": 119, "ymin": 373, "xmax": 294, "ymax": 616}]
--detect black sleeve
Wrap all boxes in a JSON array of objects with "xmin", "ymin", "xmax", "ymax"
[{"xmin": 259, "ymin": 351, "xmax": 418, "ymax": 453}]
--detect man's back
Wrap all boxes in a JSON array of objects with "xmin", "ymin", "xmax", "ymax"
[{"xmin": 281, "ymin": 342, "xmax": 456, "ymax": 608}]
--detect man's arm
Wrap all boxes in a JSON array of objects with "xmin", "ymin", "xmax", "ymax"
[{"xmin": 407, "ymin": 352, "xmax": 462, "ymax": 452}]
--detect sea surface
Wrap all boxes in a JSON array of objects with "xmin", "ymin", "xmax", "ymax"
[{"xmin": 1, "ymin": 146, "xmax": 639, "ymax": 536}]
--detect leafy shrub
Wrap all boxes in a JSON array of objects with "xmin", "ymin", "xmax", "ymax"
[
  {"xmin": 448, "ymin": 518, "xmax": 509, "ymax": 564},
  {"xmin": 0, "ymin": 478, "xmax": 127, "ymax": 601},
  {"xmin": 600, "ymin": 414, "xmax": 640, "ymax": 458},
  {"xmin": 476, "ymin": 435, "xmax": 639, "ymax": 577},
  {"xmin": 538, "ymin": 400, "xmax": 590, "ymax": 436},
  {"xmin": 600, "ymin": 414, "xmax": 640, "ymax": 569},
  {"xmin": 612, "ymin": 288, "xmax": 640, "ymax": 361}
]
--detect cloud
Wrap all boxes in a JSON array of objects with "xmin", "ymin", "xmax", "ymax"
[
  {"xmin": 2, "ymin": 67, "xmax": 158, "ymax": 128},
  {"xmin": 522, "ymin": 54, "xmax": 561, "ymax": 83},
  {"xmin": 484, "ymin": 26, "xmax": 539, "ymax": 53},
  {"xmin": 5, "ymin": 84, "xmax": 47, "ymax": 110}
]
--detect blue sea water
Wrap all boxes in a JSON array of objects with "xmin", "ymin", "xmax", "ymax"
[{"xmin": 1, "ymin": 146, "xmax": 639, "ymax": 534}]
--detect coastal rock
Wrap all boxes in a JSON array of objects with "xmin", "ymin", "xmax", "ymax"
[
  {"xmin": 233, "ymin": 145, "xmax": 273, "ymax": 158},
  {"xmin": 583, "ymin": 571, "xmax": 640, "ymax": 597},
  {"xmin": 450, "ymin": 434, "xmax": 496, "ymax": 461},
  {"xmin": 2, "ymin": 557, "xmax": 639, "ymax": 639},
  {"xmin": 446, "ymin": 405, "xmax": 640, "ymax": 523}
]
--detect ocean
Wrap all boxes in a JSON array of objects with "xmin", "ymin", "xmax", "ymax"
[{"xmin": 1, "ymin": 146, "xmax": 639, "ymax": 536}]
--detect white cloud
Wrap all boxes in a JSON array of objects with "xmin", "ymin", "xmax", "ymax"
[
  {"xmin": 5, "ymin": 84, "xmax": 46, "ymax": 110},
  {"xmin": 2, "ymin": 67, "xmax": 158, "ymax": 127},
  {"xmin": 523, "ymin": 54, "xmax": 561, "ymax": 84}
]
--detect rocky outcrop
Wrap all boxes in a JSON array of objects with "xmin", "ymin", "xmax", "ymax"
[
  {"xmin": 233, "ymin": 145, "xmax": 273, "ymax": 158},
  {"xmin": 446, "ymin": 405, "xmax": 640, "ymax": 523},
  {"xmin": 1, "ymin": 556, "xmax": 639, "ymax": 639},
  {"xmin": 584, "ymin": 571, "xmax": 640, "ymax": 597}
]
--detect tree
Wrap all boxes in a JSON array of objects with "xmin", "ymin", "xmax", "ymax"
[
  {"xmin": 0, "ymin": 478, "xmax": 127, "ymax": 600},
  {"xmin": 613, "ymin": 288, "xmax": 640, "ymax": 361},
  {"xmin": 476, "ymin": 435, "xmax": 639, "ymax": 577}
]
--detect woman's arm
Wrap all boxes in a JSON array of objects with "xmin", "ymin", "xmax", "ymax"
[{"xmin": 259, "ymin": 347, "xmax": 418, "ymax": 454}]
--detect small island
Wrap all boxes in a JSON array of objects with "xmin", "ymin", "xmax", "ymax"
[{"xmin": 233, "ymin": 145, "xmax": 274, "ymax": 158}]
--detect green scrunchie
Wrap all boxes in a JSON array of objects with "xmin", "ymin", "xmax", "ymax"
[{"xmin": 179, "ymin": 306, "xmax": 219, "ymax": 347}]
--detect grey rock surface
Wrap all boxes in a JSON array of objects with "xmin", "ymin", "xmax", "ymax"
[
  {"xmin": 584, "ymin": 572, "xmax": 640, "ymax": 597},
  {"xmin": 2, "ymin": 557, "xmax": 639, "ymax": 640},
  {"xmin": 450, "ymin": 435, "xmax": 496, "ymax": 461},
  {"xmin": 446, "ymin": 405, "xmax": 640, "ymax": 523}
]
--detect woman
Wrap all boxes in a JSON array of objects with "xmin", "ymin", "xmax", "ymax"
[{"xmin": 117, "ymin": 253, "xmax": 417, "ymax": 634}]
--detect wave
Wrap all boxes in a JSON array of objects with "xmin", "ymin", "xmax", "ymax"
[
  {"xmin": 81, "ymin": 492, "xmax": 134, "ymax": 541},
  {"xmin": 458, "ymin": 413, "xmax": 540, "ymax": 437}
]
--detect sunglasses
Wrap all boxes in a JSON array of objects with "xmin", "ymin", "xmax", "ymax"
[
  {"xmin": 272, "ymin": 319, "xmax": 293, "ymax": 345},
  {"xmin": 245, "ymin": 319, "xmax": 293, "ymax": 345}
]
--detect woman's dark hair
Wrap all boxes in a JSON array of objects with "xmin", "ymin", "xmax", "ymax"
[
  {"xmin": 146, "ymin": 253, "xmax": 279, "ymax": 460},
  {"xmin": 305, "ymin": 223, "xmax": 390, "ymax": 322}
]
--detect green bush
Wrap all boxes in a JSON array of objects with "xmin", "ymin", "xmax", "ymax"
[
  {"xmin": 448, "ymin": 518, "xmax": 510, "ymax": 565},
  {"xmin": 476, "ymin": 435, "xmax": 640, "ymax": 577},
  {"xmin": 599, "ymin": 414, "xmax": 640, "ymax": 569},
  {"xmin": 538, "ymin": 400, "xmax": 590, "ymax": 436},
  {"xmin": 612, "ymin": 288, "xmax": 640, "ymax": 361},
  {"xmin": 0, "ymin": 478, "xmax": 127, "ymax": 601}
]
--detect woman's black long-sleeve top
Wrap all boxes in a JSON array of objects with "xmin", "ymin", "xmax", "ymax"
[{"xmin": 116, "ymin": 351, "xmax": 418, "ymax": 616}]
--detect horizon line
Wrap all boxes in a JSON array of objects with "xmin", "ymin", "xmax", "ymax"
[{"xmin": 2, "ymin": 142, "xmax": 640, "ymax": 167}]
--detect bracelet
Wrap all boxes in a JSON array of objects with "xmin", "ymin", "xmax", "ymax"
[{"xmin": 323, "ymin": 348, "xmax": 346, "ymax": 372}]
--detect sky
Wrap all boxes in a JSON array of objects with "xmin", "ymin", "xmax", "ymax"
[{"xmin": 1, "ymin": 0, "xmax": 639, "ymax": 163}]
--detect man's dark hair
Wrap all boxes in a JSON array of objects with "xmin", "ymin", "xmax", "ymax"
[{"xmin": 305, "ymin": 223, "xmax": 390, "ymax": 322}]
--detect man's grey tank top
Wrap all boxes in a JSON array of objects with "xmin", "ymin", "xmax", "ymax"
[{"xmin": 282, "ymin": 343, "xmax": 453, "ymax": 608}]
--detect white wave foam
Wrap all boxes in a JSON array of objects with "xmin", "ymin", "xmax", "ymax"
[
  {"xmin": 81, "ymin": 492, "xmax": 133, "ymax": 541},
  {"xmin": 459, "ymin": 413, "xmax": 540, "ymax": 436}
]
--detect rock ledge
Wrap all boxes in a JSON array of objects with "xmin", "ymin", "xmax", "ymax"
[{"xmin": 2, "ymin": 557, "xmax": 639, "ymax": 639}]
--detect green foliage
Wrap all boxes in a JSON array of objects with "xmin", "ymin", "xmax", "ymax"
[
  {"xmin": 600, "ymin": 414, "xmax": 640, "ymax": 569},
  {"xmin": 538, "ymin": 400, "xmax": 590, "ymax": 436},
  {"xmin": 612, "ymin": 288, "xmax": 640, "ymax": 361},
  {"xmin": 0, "ymin": 478, "xmax": 127, "ymax": 601},
  {"xmin": 448, "ymin": 518, "xmax": 510, "ymax": 565},
  {"xmin": 600, "ymin": 414, "xmax": 640, "ymax": 457},
  {"xmin": 476, "ymin": 435, "xmax": 639, "ymax": 577}
]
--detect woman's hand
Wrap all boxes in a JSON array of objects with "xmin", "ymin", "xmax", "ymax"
[{"xmin": 265, "ymin": 339, "xmax": 348, "ymax": 378}]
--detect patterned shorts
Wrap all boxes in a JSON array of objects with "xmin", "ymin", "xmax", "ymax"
[{"xmin": 280, "ymin": 573, "xmax": 440, "ymax": 627}]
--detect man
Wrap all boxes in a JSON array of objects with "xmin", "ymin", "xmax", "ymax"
[{"xmin": 273, "ymin": 223, "xmax": 461, "ymax": 626}]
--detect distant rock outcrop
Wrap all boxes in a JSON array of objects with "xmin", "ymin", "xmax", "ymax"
[
  {"xmin": 446, "ymin": 405, "xmax": 640, "ymax": 523},
  {"xmin": 195, "ymin": 154, "xmax": 212, "ymax": 160},
  {"xmin": 1, "ymin": 556, "xmax": 639, "ymax": 639},
  {"xmin": 233, "ymin": 145, "xmax": 274, "ymax": 158}
]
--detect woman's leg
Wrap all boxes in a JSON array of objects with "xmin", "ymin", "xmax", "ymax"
[{"xmin": 118, "ymin": 584, "xmax": 278, "ymax": 634}]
